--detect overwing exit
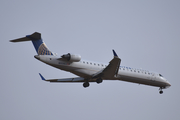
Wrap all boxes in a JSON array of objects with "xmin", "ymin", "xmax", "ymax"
[{"xmin": 10, "ymin": 32, "xmax": 171, "ymax": 94}]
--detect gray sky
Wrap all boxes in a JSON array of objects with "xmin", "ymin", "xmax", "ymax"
[{"xmin": 1, "ymin": 0, "xmax": 180, "ymax": 120}]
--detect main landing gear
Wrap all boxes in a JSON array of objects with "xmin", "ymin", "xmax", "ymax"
[
  {"xmin": 83, "ymin": 78, "xmax": 103, "ymax": 88},
  {"xmin": 96, "ymin": 78, "xmax": 103, "ymax": 84},
  {"xmin": 83, "ymin": 82, "xmax": 89, "ymax": 88},
  {"xmin": 159, "ymin": 87, "xmax": 163, "ymax": 94}
]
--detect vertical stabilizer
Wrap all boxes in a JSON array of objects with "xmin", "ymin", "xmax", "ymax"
[{"xmin": 10, "ymin": 32, "xmax": 54, "ymax": 55}]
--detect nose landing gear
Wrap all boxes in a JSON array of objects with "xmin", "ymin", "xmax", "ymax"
[
  {"xmin": 159, "ymin": 90, "xmax": 163, "ymax": 94},
  {"xmin": 159, "ymin": 87, "xmax": 163, "ymax": 94}
]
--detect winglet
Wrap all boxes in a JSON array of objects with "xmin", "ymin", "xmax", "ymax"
[
  {"xmin": 112, "ymin": 49, "xmax": 118, "ymax": 57},
  {"xmin": 39, "ymin": 73, "xmax": 46, "ymax": 80}
]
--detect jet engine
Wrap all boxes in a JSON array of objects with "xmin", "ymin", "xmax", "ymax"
[{"xmin": 61, "ymin": 53, "xmax": 81, "ymax": 62}]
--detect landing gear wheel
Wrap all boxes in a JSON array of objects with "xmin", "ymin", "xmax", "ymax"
[
  {"xmin": 159, "ymin": 87, "xmax": 163, "ymax": 94},
  {"xmin": 159, "ymin": 90, "xmax": 163, "ymax": 94},
  {"xmin": 96, "ymin": 78, "xmax": 103, "ymax": 84},
  {"xmin": 83, "ymin": 82, "xmax": 89, "ymax": 88}
]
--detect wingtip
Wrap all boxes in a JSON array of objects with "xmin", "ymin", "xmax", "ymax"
[
  {"xmin": 112, "ymin": 49, "xmax": 118, "ymax": 57},
  {"xmin": 39, "ymin": 73, "xmax": 46, "ymax": 80}
]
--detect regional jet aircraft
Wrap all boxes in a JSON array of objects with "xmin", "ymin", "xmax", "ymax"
[{"xmin": 10, "ymin": 32, "xmax": 171, "ymax": 94}]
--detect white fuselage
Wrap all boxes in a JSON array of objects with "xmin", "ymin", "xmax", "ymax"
[{"xmin": 35, "ymin": 55, "xmax": 171, "ymax": 89}]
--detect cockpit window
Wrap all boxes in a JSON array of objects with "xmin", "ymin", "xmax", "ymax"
[{"xmin": 159, "ymin": 74, "xmax": 163, "ymax": 77}]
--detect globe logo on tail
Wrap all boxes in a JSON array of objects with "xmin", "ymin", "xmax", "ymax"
[{"xmin": 38, "ymin": 43, "xmax": 53, "ymax": 55}]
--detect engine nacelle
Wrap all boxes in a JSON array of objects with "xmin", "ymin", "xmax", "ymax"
[{"xmin": 61, "ymin": 53, "xmax": 81, "ymax": 62}]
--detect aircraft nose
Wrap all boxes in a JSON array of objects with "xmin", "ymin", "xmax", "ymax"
[
  {"xmin": 163, "ymin": 78, "xmax": 171, "ymax": 88},
  {"xmin": 160, "ymin": 77, "xmax": 171, "ymax": 88},
  {"xmin": 166, "ymin": 81, "xmax": 171, "ymax": 87}
]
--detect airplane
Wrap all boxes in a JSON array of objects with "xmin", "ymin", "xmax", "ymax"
[{"xmin": 10, "ymin": 32, "xmax": 171, "ymax": 94}]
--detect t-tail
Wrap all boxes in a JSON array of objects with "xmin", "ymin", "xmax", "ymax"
[{"xmin": 10, "ymin": 32, "xmax": 54, "ymax": 55}]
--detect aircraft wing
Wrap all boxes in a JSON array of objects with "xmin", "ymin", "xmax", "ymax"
[
  {"xmin": 39, "ymin": 73, "xmax": 98, "ymax": 82},
  {"xmin": 92, "ymin": 50, "xmax": 121, "ymax": 79},
  {"xmin": 39, "ymin": 73, "xmax": 86, "ymax": 82}
]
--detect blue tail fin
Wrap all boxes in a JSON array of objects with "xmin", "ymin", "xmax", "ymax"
[{"xmin": 10, "ymin": 32, "xmax": 54, "ymax": 55}]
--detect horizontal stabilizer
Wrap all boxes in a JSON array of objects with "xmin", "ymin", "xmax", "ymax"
[
  {"xmin": 10, "ymin": 32, "xmax": 41, "ymax": 42},
  {"xmin": 10, "ymin": 37, "xmax": 31, "ymax": 42}
]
